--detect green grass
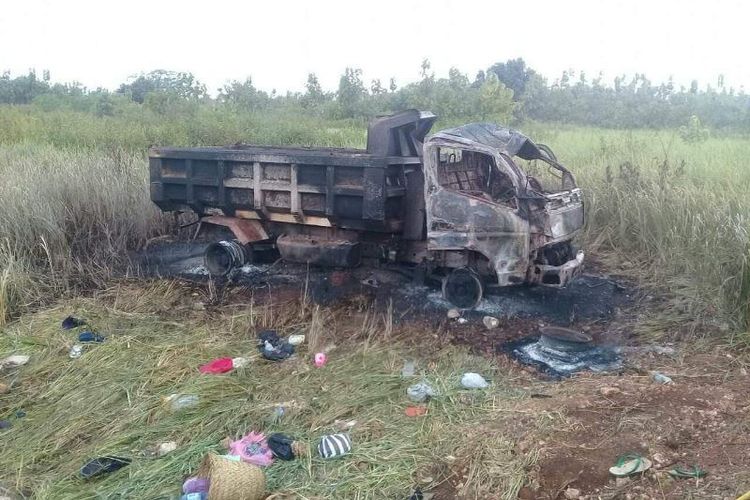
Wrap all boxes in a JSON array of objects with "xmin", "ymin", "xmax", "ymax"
[{"xmin": 0, "ymin": 282, "xmax": 537, "ymax": 499}]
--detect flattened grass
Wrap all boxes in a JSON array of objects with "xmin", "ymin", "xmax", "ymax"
[{"xmin": 0, "ymin": 282, "xmax": 537, "ymax": 499}]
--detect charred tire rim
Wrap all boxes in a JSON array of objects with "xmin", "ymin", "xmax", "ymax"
[
  {"xmin": 539, "ymin": 326, "xmax": 592, "ymax": 352},
  {"xmin": 204, "ymin": 240, "xmax": 248, "ymax": 276},
  {"xmin": 442, "ymin": 268, "xmax": 483, "ymax": 310}
]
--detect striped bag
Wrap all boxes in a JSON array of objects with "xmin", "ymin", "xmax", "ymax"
[{"xmin": 317, "ymin": 433, "xmax": 352, "ymax": 459}]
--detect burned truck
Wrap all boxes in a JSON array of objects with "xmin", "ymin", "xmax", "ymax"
[{"xmin": 149, "ymin": 110, "xmax": 584, "ymax": 308}]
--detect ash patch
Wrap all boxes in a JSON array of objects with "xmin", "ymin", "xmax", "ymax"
[
  {"xmin": 137, "ymin": 242, "xmax": 633, "ymax": 325},
  {"xmin": 501, "ymin": 335, "xmax": 622, "ymax": 378}
]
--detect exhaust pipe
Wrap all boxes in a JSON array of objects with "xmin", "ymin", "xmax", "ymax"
[{"xmin": 204, "ymin": 240, "xmax": 248, "ymax": 276}]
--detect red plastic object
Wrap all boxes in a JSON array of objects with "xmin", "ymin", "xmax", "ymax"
[{"xmin": 199, "ymin": 357, "xmax": 234, "ymax": 374}]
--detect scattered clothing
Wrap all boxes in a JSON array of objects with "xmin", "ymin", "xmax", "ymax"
[
  {"xmin": 62, "ymin": 316, "xmax": 86, "ymax": 330},
  {"xmin": 267, "ymin": 433, "xmax": 296, "ymax": 461},
  {"xmin": 227, "ymin": 432, "xmax": 274, "ymax": 466},
  {"xmin": 318, "ymin": 433, "xmax": 352, "ymax": 459},
  {"xmin": 78, "ymin": 331, "xmax": 105, "ymax": 343},
  {"xmin": 408, "ymin": 488, "xmax": 424, "ymax": 500},
  {"xmin": 183, "ymin": 476, "xmax": 210, "ymax": 494},
  {"xmin": 257, "ymin": 330, "xmax": 294, "ymax": 361},
  {"xmin": 199, "ymin": 358, "xmax": 235, "ymax": 374}
]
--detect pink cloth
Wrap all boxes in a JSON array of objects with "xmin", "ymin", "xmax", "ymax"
[
  {"xmin": 199, "ymin": 357, "xmax": 234, "ymax": 374},
  {"xmin": 227, "ymin": 432, "xmax": 274, "ymax": 466}
]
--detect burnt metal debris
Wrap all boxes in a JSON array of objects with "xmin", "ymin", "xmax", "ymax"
[{"xmin": 149, "ymin": 110, "xmax": 585, "ymax": 308}]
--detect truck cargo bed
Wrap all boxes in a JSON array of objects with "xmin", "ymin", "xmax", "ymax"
[{"xmin": 149, "ymin": 145, "xmax": 421, "ymax": 232}]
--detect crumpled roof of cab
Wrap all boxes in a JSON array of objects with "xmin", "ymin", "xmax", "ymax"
[{"xmin": 430, "ymin": 122, "xmax": 543, "ymax": 160}]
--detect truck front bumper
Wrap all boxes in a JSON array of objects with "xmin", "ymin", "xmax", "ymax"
[{"xmin": 529, "ymin": 251, "xmax": 584, "ymax": 287}]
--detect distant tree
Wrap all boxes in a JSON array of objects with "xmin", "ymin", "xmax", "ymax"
[
  {"xmin": 0, "ymin": 69, "xmax": 51, "ymax": 104},
  {"xmin": 302, "ymin": 73, "xmax": 326, "ymax": 108},
  {"xmin": 218, "ymin": 77, "xmax": 269, "ymax": 110},
  {"xmin": 477, "ymin": 73, "xmax": 515, "ymax": 121},
  {"xmin": 472, "ymin": 70, "xmax": 486, "ymax": 89},
  {"xmin": 336, "ymin": 67, "xmax": 368, "ymax": 118},
  {"xmin": 371, "ymin": 79, "xmax": 386, "ymax": 95},
  {"xmin": 117, "ymin": 70, "xmax": 207, "ymax": 103},
  {"xmin": 487, "ymin": 58, "xmax": 537, "ymax": 100},
  {"xmin": 679, "ymin": 115, "xmax": 710, "ymax": 142}
]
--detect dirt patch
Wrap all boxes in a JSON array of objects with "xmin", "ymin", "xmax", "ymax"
[{"xmin": 522, "ymin": 351, "xmax": 750, "ymax": 499}]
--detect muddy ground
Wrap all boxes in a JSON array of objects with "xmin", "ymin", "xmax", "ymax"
[{"xmin": 138, "ymin": 243, "xmax": 750, "ymax": 499}]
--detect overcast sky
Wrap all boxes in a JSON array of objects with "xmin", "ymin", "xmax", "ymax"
[{"xmin": 1, "ymin": 0, "xmax": 747, "ymax": 94}]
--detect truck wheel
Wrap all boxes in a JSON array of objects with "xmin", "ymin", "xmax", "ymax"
[
  {"xmin": 442, "ymin": 268, "xmax": 483, "ymax": 309},
  {"xmin": 204, "ymin": 240, "xmax": 249, "ymax": 276}
]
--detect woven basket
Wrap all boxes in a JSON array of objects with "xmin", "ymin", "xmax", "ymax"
[{"xmin": 197, "ymin": 454, "xmax": 266, "ymax": 500}]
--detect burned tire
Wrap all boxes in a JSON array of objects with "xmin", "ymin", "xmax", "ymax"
[
  {"xmin": 442, "ymin": 268, "xmax": 483, "ymax": 309},
  {"xmin": 204, "ymin": 240, "xmax": 249, "ymax": 276}
]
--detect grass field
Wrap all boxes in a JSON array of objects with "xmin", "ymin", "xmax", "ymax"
[
  {"xmin": 1, "ymin": 104, "xmax": 750, "ymax": 498},
  {"xmin": 1, "ymin": 105, "xmax": 749, "ymax": 333}
]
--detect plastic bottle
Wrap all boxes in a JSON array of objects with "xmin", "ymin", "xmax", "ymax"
[{"xmin": 164, "ymin": 394, "xmax": 200, "ymax": 411}]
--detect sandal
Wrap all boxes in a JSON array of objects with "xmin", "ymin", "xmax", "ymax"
[{"xmin": 609, "ymin": 453, "xmax": 652, "ymax": 477}]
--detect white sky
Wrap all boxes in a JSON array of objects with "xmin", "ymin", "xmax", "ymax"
[{"xmin": 1, "ymin": 0, "xmax": 748, "ymax": 94}]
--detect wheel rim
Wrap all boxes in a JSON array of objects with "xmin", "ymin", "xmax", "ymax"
[{"xmin": 442, "ymin": 268, "xmax": 483, "ymax": 309}]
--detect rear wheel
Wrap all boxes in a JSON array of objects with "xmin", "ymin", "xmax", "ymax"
[
  {"xmin": 442, "ymin": 268, "xmax": 483, "ymax": 309},
  {"xmin": 204, "ymin": 240, "xmax": 250, "ymax": 276}
]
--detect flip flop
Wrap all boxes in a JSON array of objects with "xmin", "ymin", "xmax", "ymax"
[
  {"xmin": 668, "ymin": 466, "xmax": 707, "ymax": 479},
  {"xmin": 80, "ymin": 456, "xmax": 131, "ymax": 479},
  {"xmin": 609, "ymin": 453, "xmax": 652, "ymax": 477}
]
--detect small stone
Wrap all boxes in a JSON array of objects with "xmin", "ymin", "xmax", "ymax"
[
  {"xmin": 652, "ymin": 452, "xmax": 668, "ymax": 466},
  {"xmin": 651, "ymin": 371, "xmax": 673, "ymax": 384},
  {"xmin": 0, "ymin": 383, "xmax": 9, "ymax": 394},
  {"xmin": 564, "ymin": 487, "xmax": 581, "ymax": 499},
  {"xmin": 482, "ymin": 316, "xmax": 499, "ymax": 329},
  {"xmin": 615, "ymin": 477, "xmax": 630, "ymax": 487},
  {"xmin": 157, "ymin": 441, "xmax": 178, "ymax": 456},
  {"xmin": 600, "ymin": 386, "xmax": 621, "ymax": 396},
  {"xmin": 457, "ymin": 317, "xmax": 468, "ymax": 324},
  {"xmin": 447, "ymin": 308, "xmax": 460, "ymax": 319}
]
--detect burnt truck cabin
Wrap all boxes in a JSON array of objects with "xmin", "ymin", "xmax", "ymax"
[{"xmin": 149, "ymin": 109, "xmax": 585, "ymax": 309}]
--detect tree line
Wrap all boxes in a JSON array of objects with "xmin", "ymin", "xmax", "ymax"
[{"xmin": 1, "ymin": 59, "xmax": 748, "ymax": 131}]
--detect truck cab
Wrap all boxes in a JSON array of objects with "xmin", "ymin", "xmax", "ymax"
[{"xmin": 422, "ymin": 123, "xmax": 584, "ymax": 307}]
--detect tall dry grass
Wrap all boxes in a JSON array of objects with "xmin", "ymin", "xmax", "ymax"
[
  {"xmin": 544, "ymin": 127, "xmax": 750, "ymax": 331},
  {"xmin": 0, "ymin": 143, "xmax": 170, "ymax": 324}
]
